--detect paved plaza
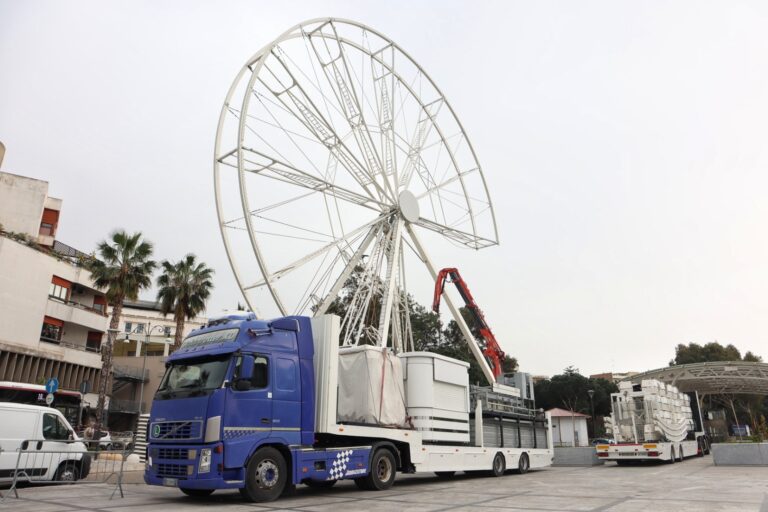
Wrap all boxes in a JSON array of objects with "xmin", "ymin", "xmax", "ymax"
[{"xmin": 3, "ymin": 457, "xmax": 768, "ymax": 512}]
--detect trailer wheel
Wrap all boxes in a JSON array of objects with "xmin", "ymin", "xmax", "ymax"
[
  {"xmin": 180, "ymin": 488, "xmax": 214, "ymax": 498},
  {"xmin": 304, "ymin": 479, "xmax": 337, "ymax": 489},
  {"xmin": 514, "ymin": 453, "xmax": 530, "ymax": 474},
  {"xmin": 490, "ymin": 452, "xmax": 506, "ymax": 477},
  {"xmin": 239, "ymin": 447, "xmax": 287, "ymax": 502},
  {"xmin": 667, "ymin": 447, "xmax": 676, "ymax": 464},
  {"xmin": 359, "ymin": 448, "xmax": 396, "ymax": 491},
  {"xmin": 435, "ymin": 471, "xmax": 456, "ymax": 479}
]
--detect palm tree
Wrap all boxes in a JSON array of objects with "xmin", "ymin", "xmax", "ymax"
[
  {"xmin": 89, "ymin": 230, "xmax": 156, "ymax": 434},
  {"xmin": 157, "ymin": 254, "xmax": 214, "ymax": 350}
]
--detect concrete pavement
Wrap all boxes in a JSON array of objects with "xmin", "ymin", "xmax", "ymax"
[{"xmin": 3, "ymin": 456, "xmax": 768, "ymax": 511}]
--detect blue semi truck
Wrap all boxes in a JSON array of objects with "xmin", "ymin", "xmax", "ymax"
[{"xmin": 144, "ymin": 314, "xmax": 553, "ymax": 502}]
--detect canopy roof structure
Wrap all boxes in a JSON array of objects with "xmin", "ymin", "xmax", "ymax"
[{"xmin": 624, "ymin": 361, "xmax": 768, "ymax": 395}]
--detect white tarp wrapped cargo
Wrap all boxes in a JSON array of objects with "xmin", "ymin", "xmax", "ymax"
[{"xmin": 337, "ymin": 345, "xmax": 407, "ymax": 427}]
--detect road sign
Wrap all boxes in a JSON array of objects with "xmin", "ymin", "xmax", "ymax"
[
  {"xmin": 45, "ymin": 378, "xmax": 59, "ymax": 394},
  {"xmin": 45, "ymin": 393, "xmax": 54, "ymax": 406}
]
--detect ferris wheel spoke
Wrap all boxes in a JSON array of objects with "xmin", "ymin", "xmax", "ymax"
[
  {"xmin": 370, "ymin": 44, "xmax": 398, "ymax": 185},
  {"xmin": 414, "ymin": 217, "xmax": 496, "ymax": 249},
  {"xmin": 258, "ymin": 55, "xmax": 388, "ymax": 202},
  {"xmin": 242, "ymin": 215, "xmax": 386, "ymax": 291},
  {"xmin": 399, "ymin": 98, "xmax": 444, "ymax": 189},
  {"xmin": 233, "ymin": 147, "xmax": 386, "ymax": 212},
  {"xmin": 415, "ymin": 168, "xmax": 479, "ymax": 200},
  {"xmin": 306, "ymin": 27, "xmax": 396, "ymax": 201}
]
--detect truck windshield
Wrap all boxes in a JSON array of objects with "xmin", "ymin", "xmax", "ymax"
[{"xmin": 156, "ymin": 356, "xmax": 230, "ymax": 399}]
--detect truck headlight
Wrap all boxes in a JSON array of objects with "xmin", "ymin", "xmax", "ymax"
[{"xmin": 198, "ymin": 449, "xmax": 212, "ymax": 474}]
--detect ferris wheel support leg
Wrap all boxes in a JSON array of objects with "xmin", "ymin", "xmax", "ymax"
[
  {"xmin": 377, "ymin": 218, "xmax": 405, "ymax": 350},
  {"xmin": 405, "ymin": 224, "xmax": 497, "ymax": 386},
  {"xmin": 315, "ymin": 222, "xmax": 382, "ymax": 316}
]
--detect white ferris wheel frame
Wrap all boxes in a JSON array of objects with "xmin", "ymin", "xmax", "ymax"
[{"xmin": 213, "ymin": 18, "xmax": 500, "ymax": 384}]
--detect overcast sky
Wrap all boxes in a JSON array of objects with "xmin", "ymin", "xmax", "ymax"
[{"xmin": 2, "ymin": 1, "xmax": 767, "ymax": 377}]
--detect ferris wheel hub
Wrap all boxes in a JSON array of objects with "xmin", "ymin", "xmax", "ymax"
[{"xmin": 398, "ymin": 190, "xmax": 420, "ymax": 223}]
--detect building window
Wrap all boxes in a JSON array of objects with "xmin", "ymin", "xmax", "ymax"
[
  {"xmin": 86, "ymin": 331, "xmax": 102, "ymax": 352},
  {"xmin": 163, "ymin": 326, "xmax": 172, "ymax": 337},
  {"xmin": 49, "ymin": 283, "xmax": 69, "ymax": 301},
  {"xmin": 124, "ymin": 322, "xmax": 132, "ymax": 333},
  {"xmin": 39, "ymin": 223, "xmax": 54, "ymax": 236},
  {"xmin": 41, "ymin": 322, "xmax": 63, "ymax": 343},
  {"xmin": 93, "ymin": 296, "xmax": 107, "ymax": 314}
]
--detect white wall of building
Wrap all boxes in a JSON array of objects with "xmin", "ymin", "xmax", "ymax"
[
  {"xmin": 116, "ymin": 303, "xmax": 206, "ymax": 358},
  {"xmin": 0, "ymin": 172, "xmax": 50, "ymax": 237},
  {"xmin": 552, "ymin": 416, "xmax": 590, "ymax": 447},
  {"xmin": 0, "ymin": 236, "xmax": 106, "ymax": 369}
]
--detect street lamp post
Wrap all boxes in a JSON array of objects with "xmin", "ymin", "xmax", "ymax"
[
  {"xmin": 124, "ymin": 323, "xmax": 171, "ymax": 417},
  {"xmin": 587, "ymin": 389, "xmax": 595, "ymax": 439}
]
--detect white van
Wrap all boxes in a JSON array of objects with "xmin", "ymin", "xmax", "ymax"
[{"xmin": 0, "ymin": 402, "xmax": 91, "ymax": 482}]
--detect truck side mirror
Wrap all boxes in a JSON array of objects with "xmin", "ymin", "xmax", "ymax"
[
  {"xmin": 239, "ymin": 355, "xmax": 255, "ymax": 380},
  {"xmin": 234, "ymin": 379, "xmax": 252, "ymax": 391},
  {"xmin": 233, "ymin": 354, "xmax": 254, "ymax": 391}
]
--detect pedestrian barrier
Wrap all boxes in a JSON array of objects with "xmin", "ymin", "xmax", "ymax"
[{"xmin": 1, "ymin": 439, "xmax": 133, "ymax": 502}]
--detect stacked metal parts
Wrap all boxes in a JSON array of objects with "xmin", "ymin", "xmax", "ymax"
[{"xmin": 606, "ymin": 379, "xmax": 695, "ymax": 443}]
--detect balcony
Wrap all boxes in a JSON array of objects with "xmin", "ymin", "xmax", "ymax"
[
  {"xmin": 40, "ymin": 336, "xmax": 100, "ymax": 353},
  {"xmin": 46, "ymin": 296, "xmax": 108, "ymax": 332},
  {"xmin": 114, "ymin": 364, "xmax": 149, "ymax": 382}
]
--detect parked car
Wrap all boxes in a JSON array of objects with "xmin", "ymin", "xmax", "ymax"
[
  {"xmin": 0, "ymin": 402, "xmax": 91, "ymax": 482},
  {"xmin": 591, "ymin": 438, "xmax": 616, "ymax": 446}
]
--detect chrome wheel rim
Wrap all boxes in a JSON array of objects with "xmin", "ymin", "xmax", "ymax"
[{"xmin": 255, "ymin": 459, "xmax": 279, "ymax": 489}]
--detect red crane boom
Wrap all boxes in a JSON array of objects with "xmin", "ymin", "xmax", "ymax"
[{"xmin": 432, "ymin": 267, "xmax": 506, "ymax": 380}]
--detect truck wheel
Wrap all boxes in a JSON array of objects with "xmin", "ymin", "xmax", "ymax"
[
  {"xmin": 54, "ymin": 461, "xmax": 80, "ymax": 482},
  {"xmin": 491, "ymin": 453, "xmax": 506, "ymax": 477},
  {"xmin": 514, "ymin": 453, "xmax": 530, "ymax": 474},
  {"xmin": 304, "ymin": 479, "xmax": 337, "ymax": 489},
  {"xmin": 435, "ymin": 471, "xmax": 456, "ymax": 479},
  {"xmin": 239, "ymin": 447, "xmax": 287, "ymax": 502},
  {"xmin": 360, "ymin": 448, "xmax": 396, "ymax": 491},
  {"xmin": 181, "ymin": 488, "xmax": 214, "ymax": 498}
]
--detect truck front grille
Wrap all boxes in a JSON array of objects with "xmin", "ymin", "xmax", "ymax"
[
  {"xmin": 156, "ymin": 463, "xmax": 188, "ymax": 478},
  {"xmin": 150, "ymin": 421, "xmax": 202, "ymax": 440},
  {"xmin": 157, "ymin": 448, "xmax": 189, "ymax": 460}
]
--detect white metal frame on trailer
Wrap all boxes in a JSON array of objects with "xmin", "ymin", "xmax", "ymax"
[{"xmin": 311, "ymin": 315, "xmax": 553, "ymax": 472}]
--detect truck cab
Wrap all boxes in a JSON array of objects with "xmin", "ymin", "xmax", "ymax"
[{"xmin": 144, "ymin": 314, "xmax": 322, "ymax": 499}]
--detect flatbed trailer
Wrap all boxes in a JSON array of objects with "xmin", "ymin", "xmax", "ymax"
[{"xmin": 144, "ymin": 315, "xmax": 553, "ymax": 502}]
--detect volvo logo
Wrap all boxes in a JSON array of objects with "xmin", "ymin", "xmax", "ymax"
[{"xmin": 152, "ymin": 424, "xmax": 161, "ymax": 437}]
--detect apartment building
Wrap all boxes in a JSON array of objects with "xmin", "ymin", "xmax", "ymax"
[{"xmin": 0, "ymin": 171, "xmax": 108, "ymax": 414}]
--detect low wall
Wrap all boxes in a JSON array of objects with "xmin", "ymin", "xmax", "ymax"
[
  {"xmin": 712, "ymin": 443, "xmax": 768, "ymax": 466},
  {"xmin": 553, "ymin": 446, "xmax": 604, "ymax": 466}
]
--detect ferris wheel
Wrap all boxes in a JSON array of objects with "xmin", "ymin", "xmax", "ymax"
[{"xmin": 214, "ymin": 18, "xmax": 498, "ymax": 353}]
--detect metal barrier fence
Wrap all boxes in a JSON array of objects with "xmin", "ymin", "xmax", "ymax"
[{"xmin": 1, "ymin": 439, "xmax": 133, "ymax": 502}]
